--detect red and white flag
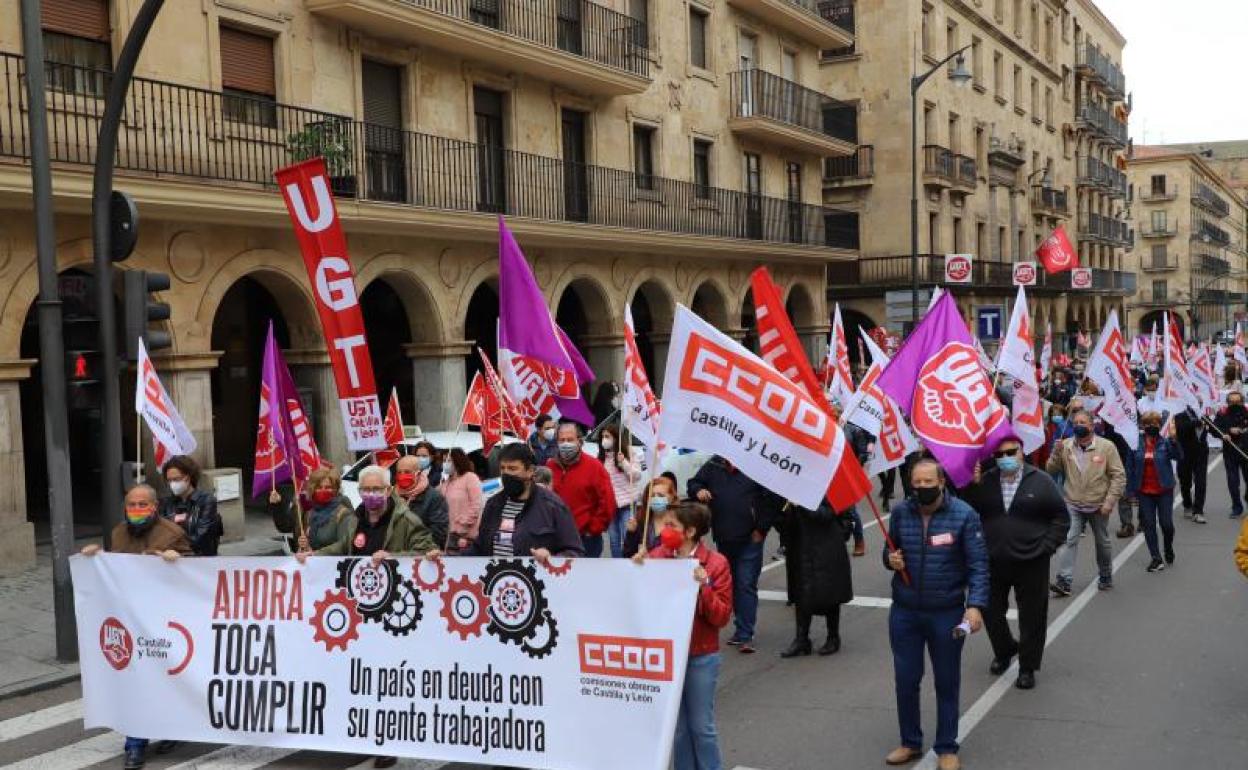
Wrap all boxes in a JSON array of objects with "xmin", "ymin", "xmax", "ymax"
[
  {"xmin": 1147, "ymin": 321, "xmax": 1161, "ymax": 368},
  {"xmin": 751, "ymin": 268, "xmax": 824, "ymax": 404},
  {"xmin": 1190, "ymin": 346, "xmax": 1218, "ymax": 411},
  {"xmin": 480, "ymin": 350, "xmax": 530, "ymax": 440},
  {"xmin": 842, "ymin": 332, "xmax": 920, "ymax": 474},
  {"xmin": 135, "ymin": 338, "xmax": 196, "ymax": 470},
  {"xmin": 1085, "ymin": 311, "xmax": 1139, "ymax": 450},
  {"xmin": 659, "ymin": 304, "xmax": 870, "ymax": 511},
  {"xmin": 997, "ymin": 288, "xmax": 1045, "ymax": 454},
  {"xmin": 622, "ymin": 304, "xmax": 661, "ymax": 449},
  {"xmin": 1036, "ymin": 225, "xmax": 1078, "ymax": 274},
  {"xmin": 374, "ymin": 388, "xmax": 405, "ymax": 468},
  {"xmin": 1040, "ymin": 323, "xmax": 1053, "ymax": 375},
  {"xmin": 1162, "ymin": 313, "xmax": 1201, "ymax": 413},
  {"xmin": 1215, "ymin": 344, "xmax": 1229, "ymax": 387},
  {"xmin": 824, "ymin": 303, "xmax": 855, "ymax": 408}
]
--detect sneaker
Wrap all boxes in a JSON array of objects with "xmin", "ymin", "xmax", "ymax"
[
  {"xmin": 738, "ymin": 640, "xmax": 757, "ymax": 654},
  {"xmin": 1165, "ymin": 549, "xmax": 1175, "ymax": 565},
  {"xmin": 1097, "ymin": 578, "xmax": 1114, "ymax": 591},
  {"xmin": 1049, "ymin": 580, "xmax": 1072, "ymax": 598},
  {"xmin": 1146, "ymin": 558, "xmax": 1165, "ymax": 573},
  {"xmin": 726, "ymin": 637, "xmax": 745, "ymax": 647},
  {"xmin": 1193, "ymin": 513, "xmax": 1208, "ymax": 524}
]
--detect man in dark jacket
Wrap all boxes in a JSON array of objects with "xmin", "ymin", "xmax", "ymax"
[
  {"xmin": 1215, "ymin": 391, "xmax": 1248, "ymax": 519},
  {"xmin": 882, "ymin": 458, "xmax": 989, "ymax": 770},
  {"xmin": 688, "ymin": 456, "xmax": 778, "ymax": 653},
  {"xmin": 470, "ymin": 443, "xmax": 584, "ymax": 559},
  {"xmin": 1174, "ymin": 407, "xmax": 1209, "ymax": 524},
  {"xmin": 961, "ymin": 434, "xmax": 1069, "ymax": 690},
  {"xmin": 158, "ymin": 455, "xmax": 222, "ymax": 556},
  {"xmin": 393, "ymin": 454, "xmax": 450, "ymax": 548}
]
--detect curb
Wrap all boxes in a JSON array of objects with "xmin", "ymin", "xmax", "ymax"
[{"xmin": 0, "ymin": 666, "xmax": 81, "ymax": 702}]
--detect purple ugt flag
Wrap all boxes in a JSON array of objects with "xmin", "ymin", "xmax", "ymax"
[
  {"xmin": 875, "ymin": 292, "xmax": 1013, "ymax": 487},
  {"xmin": 251, "ymin": 322, "xmax": 304, "ymax": 498}
]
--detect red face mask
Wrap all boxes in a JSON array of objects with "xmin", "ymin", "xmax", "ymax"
[
  {"xmin": 396, "ymin": 472, "xmax": 417, "ymax": 490},
  {"xmin": 311, "ymin": 488, "xmax": 336, "ymax": 506},
  {"xmin": 659, "ymin": 526, "xmax": 685, "ymax": 552}
]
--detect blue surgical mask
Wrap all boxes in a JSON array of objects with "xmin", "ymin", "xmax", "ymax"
[
  {"xmin": 649, "ymin": 496, "xmax": 669, "ymax": 513},
  {"xmin": 996, "ymin": 456, "xmax": 1021, "ymax": 474},
  {"xmin": 416, "ymin": 456, "xmax": 432, "ymax": 471},
  {"xmin": 1051, "ymin": 416, "xmax": 1065, "ymax": 425}
]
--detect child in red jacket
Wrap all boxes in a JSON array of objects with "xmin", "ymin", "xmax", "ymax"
[{"xmin": 634, "ymin": 502, "xmax": 732, "ymax": 770}]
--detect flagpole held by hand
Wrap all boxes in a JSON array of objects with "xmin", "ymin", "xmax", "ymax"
[
  {"xmin": 286, "ymin": 452, "xmax": 305, "ymax": 540},
  {"xmin": 1201, "ymin": 414, "xmax": 1248, "ymax": 464},
  {"xmin": 865, "ymin": 494, "xmax": 910, "ymax": 586}
]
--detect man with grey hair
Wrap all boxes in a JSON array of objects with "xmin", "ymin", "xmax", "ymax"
[{"xmin": 297, "ymin": 464, "xmax": 435, "ymax": 564}]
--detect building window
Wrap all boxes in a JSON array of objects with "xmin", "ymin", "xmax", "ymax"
[
  {"xmin": 977, "ymin": 222, "xmax": 987, "ymax": 258},
  {"xmin": 1150, "ymin": 244, "xmax": 1167, "ymax": 268},
  {"xmin": 1017, "ymin": 229, "xmax": 1025, "ymax": 260},
  {"xmin": 923, "ymin": 104, "xmax": 935, "ymax": 144},
  {"xmin": 688, "ymin": 7, "xmax": 708, "ymax": 69},
  {"xmin": 1151, "ymin": 174, "xmax": 1166, "ymax": 195},
  {"xmin": 971, "ymin": 37, "xmax": 983, "ymax": 85},
  {"xmin": 1044, "ymin": 86, "xmax": 1053, "ymax": 126},
  {"xmin": 1152, "ymin": 279, "xmax": 1167, "ymax": 300},
  {"xmin": 1151, "ymin": 210, "xmax": 1167, "ymax": 230},
  {"xmin": 993, "ymin": 51, "xmax": 1003, "ymax": 99},
  {"xmin": 693, "ymin": 139, "xmax": 711, "ymax": 199},
  {"xmin": 975, "ymin": 125, "xmax": 986, "ymax": 168},
  {"xmin": 994, "ymin": 0, "xmax": 1004, "ymax": 23},
  {"xmin": 948, "ymin": 113, "xmax": 961, "ymax": 154},
  {"xmin": 628, "ymin": 0, "xmax": 649, "ymax": 48},
  {"xmin": 952, "ymin": 217, "xmax": 963, "ymax": 252},
  {"xmin": 1044, "ymin": 15, "xmax": 1054, "ymax": 61},
  {"xmin": 41, "ymin": 0, "xmax": 112, "ymax": 97},
  {"xmin": 1030, "ymin": 3, "xmax": 1039, "ymax": 50},
  {"xmin": 946, "ymin": 21, "xmax": 958, "ymax": 68},
  {"xmin": 1061, "ymin": 65, "xmax": 1071, "ymax": 101},
  {"xmin": 1013, "ymin": 65, "xmax": 1023, "ymax": 109},
  {"xmin": 220, "ymin": 26, "xmax": 277, "ymax": 127},
  {"xmin": 929, "ymin": 213, "xmax": 940, "ymax": 252},
  {"xmin": 1061, "ymin": 8, "xmax": 1069, "ymax": 41},
  {"xmin": 922, "ymin": 5, "xmax": 932, "ymax": 56},
  {"xmin": 998, "ymin": 225, "xmax": 1007, "ymax": 258},
  {"xmin": 1030, "ymin": 76, "xmax": 1039, "ymax": 116},
  {"xmin": 633, "ymin": 124, "xmax": 656, "ymax": 190},
  {"xmin": 1013, "ymin": 0, "xmax": 1023, "ymax": 37}
]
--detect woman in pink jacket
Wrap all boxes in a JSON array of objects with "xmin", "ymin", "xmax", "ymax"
[{"xmin": 442, "ymin": 448, "xmax": 483, "ymax": 552}]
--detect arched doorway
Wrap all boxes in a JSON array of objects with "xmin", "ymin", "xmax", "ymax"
[
  {"xmin": 841, "ymin": 308, "xmax": 878, "ymax": 366},
  {"xmin": 463, "ymin": 280, "xmax": 499, "ymax": 388},
  {"xmin": 691, "ymin": 281, "xmax": 729, "ymax": 330},
  {"xmin": 1139, "ymin": 309, "xmax": 1179, "ymax": 339},
  {"xmin": 556, "ymin": 277, "xmax": 612, "ymax": 422},
  {"xmin": 360, "ymin": 277, "xmax": 428, "ymax": 424},
  {"xmin": 785, "ymin": 284, "xmax": 816, "ymax": 364},
  {"xmin": 629, "ymin": 280, "xmax": 674, "ymax": 382},
  {"xmin": 740, "ymin": 294, "xmax": 757, "ymax": 353}
]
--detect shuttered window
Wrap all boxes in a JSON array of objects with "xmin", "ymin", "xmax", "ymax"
[
  {"xmin": 42, "ymin": 0, "xmax": 110, "ymax": 41},
  {"xmin": 41, "ymin": 0, "xmax": 111, "ymax": 96},
  {"xmin": 219, "ymin": 26, "xmax": 277, "ymax": 127}
]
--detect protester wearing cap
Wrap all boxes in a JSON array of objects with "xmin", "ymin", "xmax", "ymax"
[
  {"xmin": 158, "ymin": 454, "xmax": 223, "ymax": 556},
  {"xmin": 961, "ymin": 433, "xmax": 1068, "ymax": 690},
  {"xmin": 547, "ymin": 421, "xmax": 616, "ymax": 557},
  {"xmin": 882, "ymin": 459, "xmax": 989, "ymax": 770},
  {"xmin": 1130, "ymin": 411, "xmax": 1182, "ymax": 573},
  {"xmin": 300, "ymin": 464, "xmax": 435, "ymax": 560},
  {"xmin": 393, "ymin": 454, "xmax": 450, "ymax": 549}
]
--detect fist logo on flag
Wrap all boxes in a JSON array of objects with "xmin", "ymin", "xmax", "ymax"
[
  {"xmin": 914, "ymin": 342, "xmax": 1008, "ymax": 448},
  {"xmin": 945, "ymin": 254, "xmax": 973, "ymax": 283},
  {"xmin": 1013, "ymin": 262, "xmax": 1037, "ymax": 286},
  {"xmin": 255, "ymin": 382, "xmax": 287, "ymax": 471},
  {"xmin": 1071, "ymin": 267, "xmax": 1092, "ymax": 289}
]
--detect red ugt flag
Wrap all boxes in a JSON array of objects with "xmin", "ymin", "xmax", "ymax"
[
  {"xmin": 1036, "ymin": 225, "xmax": 1078, "ymax": 274},
  {"xmin": 375, "ymin": 388, "xmax": 405, "ymax": 468}
]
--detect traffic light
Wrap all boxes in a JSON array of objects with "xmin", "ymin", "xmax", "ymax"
[
  {"xmin": 110, "ymin": 191, "xmax": 139, "ymax": 263},
  {"xmin": 123, "ymin": 269, "xmax": 171, "ymax": 360}
]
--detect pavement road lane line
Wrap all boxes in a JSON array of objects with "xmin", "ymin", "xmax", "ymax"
[
  {"xmin": 912, "ymin": 453, "xmax": 1224, "ymax": 770},
  {"xmin": 761, "ymin": 512, "xmax": 891, "ymax": 574},
  {"xmin": 2, "ymin": 730, "xmax": 119, "ymax": 770},
  {"xmin": 0, "ymin": 699, "xmax": 82, "ymax": 742},
  {"xmin": 164, "ymin": 745, "xmax": 296, "ymax": 769}
]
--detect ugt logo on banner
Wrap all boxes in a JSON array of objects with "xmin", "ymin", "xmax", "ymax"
[
  {"xmin": 1071, "ymin": 267, "xmax": 1093, "ymax": 289},
  {"xmin": 275, "ymin": 159, "xmax": 386, "ymax": 451},
  {"xmin": 1012, "ymin": 261, "xmax": 1037, "ymax": 286},
  {"xmin": 945, "ymin": 253, "xmax": 973, "ymax": 283}
]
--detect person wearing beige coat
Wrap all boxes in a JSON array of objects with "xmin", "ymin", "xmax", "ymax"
[{"xmin": 1045, "ymin": 410, "xmax": 1127, "ymax": 595}]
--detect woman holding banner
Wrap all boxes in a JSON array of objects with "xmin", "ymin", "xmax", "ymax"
[
  {"xmin": 268, "ymin": 466, "xmax": 355, "ymax": 553},
  {"xmin": 158, "ymin": 455, "xmax": 223, "ymax": 557}
]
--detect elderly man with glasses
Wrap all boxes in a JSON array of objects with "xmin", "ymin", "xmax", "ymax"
[{"xmin": 961, "ymin": 432, "xmax": 1070, "ymax": 691}]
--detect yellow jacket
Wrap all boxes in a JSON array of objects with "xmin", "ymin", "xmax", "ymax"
[{"xmin": 1235, "ymin": 517, "xmax": 1248, "ymax": 579}]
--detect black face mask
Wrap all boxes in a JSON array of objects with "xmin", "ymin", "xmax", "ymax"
[
  {"xmin": 1073, "ymin": 425, "xmax": 1092, "ymax": 439},
  {"xmin": 1144, "ymin": 426, "xmax": 1161, "ymax": 437},
  {"xmin": 501, "ymin": 473, "xmax": 528, "ymax": 500},
  {"xmin": 1230, "ymin": 402, "xmax": 1246, "ymax": 411},
  {"xmin": 914, "ymin": 486, "xmax": 942, "ymax": 506}
]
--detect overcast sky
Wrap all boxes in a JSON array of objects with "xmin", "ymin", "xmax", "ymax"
[{"xmin": 1094, "ymin": 0, "xmax": 1248, "ymax": 145}]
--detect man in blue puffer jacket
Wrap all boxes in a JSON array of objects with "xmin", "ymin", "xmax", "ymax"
[{"xmin": 881, "ymin": 458, "xmax": 990, "ymax": 770}]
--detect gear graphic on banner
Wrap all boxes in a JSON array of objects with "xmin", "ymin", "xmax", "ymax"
[
  {"xmin": 439, "ymin": 575, "xmax": 490, "ymax": 640},
  {"xmin": 482, "ymin": 559, "xmax": 550, "ymax": 646},
  {"xmin": 413, "ymin": 556, "xmax": 446, "ymax": 592},
  {"xmin": 381, "ymin": 579, "xmax": 423, "ymax": 637},
  {"xmin": 310, "ymin": 588, "xmax": 363, "ymax": 652},
  {"xmin": 336, "ymin": 558, "xmax": 400, "ymax": 622}
]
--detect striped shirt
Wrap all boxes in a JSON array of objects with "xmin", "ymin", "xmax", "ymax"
[
  {"xmin": 494, "ymin": 499, "xmax": 524, "ymax": 557},
  {"xmin": 1000, "ymin": 472, "xmax": 1023, "ymax": 511}
]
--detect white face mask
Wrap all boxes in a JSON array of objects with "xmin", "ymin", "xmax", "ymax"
[
  {"xmin": 601, "ymin": 436, "xmax": 614, "ymax": 450},
  {"xmin": 169, "ymin": 479, "xmax": 189, "ymax": 496},
  {"xmin": 443, "ymin": 461, "xmax": 454, "ymax": 477},
  {"xmin": 542, "ymin": 428, "xmax": 556, "ymax": 442}
]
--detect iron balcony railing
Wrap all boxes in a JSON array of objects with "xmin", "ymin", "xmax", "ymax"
[
  {"xmin": 396, "ymin": 0, "xmax": 649, "ymax": 76},
  {"xmin": 1139, "ymin": 221, "xmax": 1177, "ymax": 238},
  {"xmin": 1197, "ymin": 254, "xmax": 1231, "ymax": 275},
  {"xmin": 0, "ymin": 53, "xmax": 846, "ymax": 249},
  {"xmin": 1031, "ymin": 185, "xmax": 1069, "ymax": 216},
  {"xmin": 825, "ymin": 255, "xmax": 1136, "ymax": 296},
  {"xmin": 1076, "ymin": 99, "xmax": 1128, "ymax": 146},
  {"xmin": 1077, "ymin": 211, "xmax": 1131, "ymax": 245},
  {"xmin": 1076, "ymin": 155, "xmax": 1126, "ymax": 197},
  {"xmin": 1076, "ymin": 42, "xmax": 1125, "ymax": 99},
  {"xmin": 923, "ymin": 144, "xmax": 954, "ymax": 181},
  {"xmin": 823, "ymin": 145, "xmax": 873, "ymax": 181},
  {"xmin": 1192, "ymin": 181, "xmax": 1231, "ymax": 218},
  {"xmin": 1141, "ymin": 184, "xmax": 1178, "ymax": 202},
  {"xmin": 955, "ymin": 154, "xmax": 977, "ymax": 188},
  {"xmin": 1193, "ymin": 217, "xmax": 1231, "ymax": 247},
  {"xmin": 729, "ymin": 69, "xmax": 856, "ymax": 144},
  {"xmin": 819, "ymin": 0, "xmax": 855, "ymax": 56},
  {"xmin": 1141, "ymin": 250, "xmax": 1176, "ymax": 271}
]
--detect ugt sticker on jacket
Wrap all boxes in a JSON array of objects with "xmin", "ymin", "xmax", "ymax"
[{"xmin": 72, "ymin": 554, "xmax": 697, "ymax": 770}]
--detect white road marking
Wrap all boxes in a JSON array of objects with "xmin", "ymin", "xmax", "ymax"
[
  {"xmin": 0, "ymin": 698, "xmax": 82, "ymax": 742},
  {"xmin": 912, "ymin": 454, "xmax": 1225, "ymax": 770},
  {"xmin": 2, "ymin": 731, "xmax": 119, "ymax": 770},
  {"xmin": 759, "ymin": 590, "xmax": 1018, "ymax": 619},
  {"xmin": 165, "ymin": 745, "xmax": 296, "ymax": 769},
  {"xmin": 761, "ymin": 512, "xmax": 891, "ymax": 574}
]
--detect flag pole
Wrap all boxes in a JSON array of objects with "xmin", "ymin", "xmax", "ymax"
[
  {"xmin": 135, "ymin": 411, "xmax": 142, "ymax": 483},
  {"xmin": 1200, "ymin": 415, "xmax": 1248, "ymax": 464},
  {"xmin": 636, "ymin": 438, "xmax": 661, "ymax": 555},
  {"xmin": 864, "ymin": 493, "xmax": 910, "ymax": 586},
  {"xmin": 286, "ymin": 452, "xmax": 305, "ymax": 540}
]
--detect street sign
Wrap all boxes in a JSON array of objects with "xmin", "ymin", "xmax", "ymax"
[
  {"xmin": 1071, "ymin": 267, "xmax": 1092, "ymax": 289},
  {"xmin": 945, "ymin": 253, "xmax": 973, "ymax": 283},
  {"xmin": 1013, "ymin": 261, "xmax": 1037, "ymax": 286},
  {"xmin": 977, "ymin": 306, "xmax": 1004, "ymax": 340}
]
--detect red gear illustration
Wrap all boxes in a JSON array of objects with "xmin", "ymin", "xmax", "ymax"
[
  {"xmin": 439, "ymin": 576, "xmax": 489, "ymax": 640},
  {"xmin": 539, "ymin": 557, "xmax": 573, "ymax": 577},
  {"xmin": 310, "ymin": 588, "xmax": 362, "ymax": 652},
  {"xmin": 413, "ymin": 556, "xmax": 446, "ymax": 592}
]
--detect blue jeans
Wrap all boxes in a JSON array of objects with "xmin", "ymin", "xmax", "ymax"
[
  {"xmin": 1137, "ymin": 491, "xmax": 1175, "ymax": 560},
  {"xmin": 889, "ymin": 606, "xmax": 965, "ymax": 756},
  {"xmin": 1226, "ymin": 451, "xmax": 1248, "ymax": 515},
  {"xmin": 581, "ymin": 532, "xmax": 603, "ymax": 558},
  {"xmin": 673, "ymin": 653, "xmax": 722, "ymax": 770},
  {"xmin": 124, "ymin": 737, "xmax": 148, "ymax": 753},
  {"xmin": 847, "ymin": 506, "xmax": 865, "ymax": 543},
  {"xmin": 607, "ymin": 506, "xmax": 633, "ymax": 558},
  {"xmin": 717, "ymin": 539, "xmax": 763, "ymax": 641}
]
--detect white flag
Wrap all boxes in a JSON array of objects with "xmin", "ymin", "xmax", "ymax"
[
  {"xmin": 1161, "ymin": 312, "xmax": 1201, "ymax": 413},
  {"xmin": 1190, "ymin": 346, "xmax": 1218, "ymax": 411},
  {"xmin": 824, "ymin": 303, "xmax": 855, "ymax": 408},
  {"xmin": 1085, "ymin": 312, "xmax": 1139, "ymax": 449},
  {"xmin": 1040, "ymin": 323, "xmax": 1053, "ymax": 375},
  {"xmin": 998, "ymin": 287, "xmax": 1036, "ymax": 385},
  {"xmin": 1215, "ymin": 343, "xmax": 1228, "ymax": 387},
  {"xmin": 622, "ymin": 305, "xmax": 661, "ymax": 449},
  {"xmin": 135, "ymin": 338, "xmax": 196, "ymax": 467},
  {"xmin": 841, "ymin": 333, "xmax": 920, "ymax": 474}
]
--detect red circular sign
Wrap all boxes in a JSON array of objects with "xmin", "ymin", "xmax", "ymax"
[
  {"xmin": 946, "ymin": 256, "xmax": 972, "ymax": 282},
  {"xmin": 1014, "ymin": 263, "xmax": 1036, "ymax": 284},
  {"xmin": 99, "ymin": 617, "xmax": 133, "ymax": 671},
  {"xmin": 1072, "ymin": 269, "xmax": 1092, "ymax": 289}
]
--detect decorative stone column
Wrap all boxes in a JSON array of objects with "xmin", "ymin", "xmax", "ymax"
[
  {"xmin": 151, "ymin": 351, "xmax": 222, "ymax": 470},
  {"xmin": 405, "ymin": 341, "xmax": 472, "ymax": 432},
  {"xmin": 646, "ymin": 333, "xmax": 671, "ymax": 393},
  {"xmin": 578, "ymin": 333, "xmax": 624, "ymax": 389},
  {"xmin": 796, "ymin": 323, "xmax": 831, "ymax": 369},
  {"xmin": 0, "ymin": 360, "xmax": 36, "ymax": 575},
  {"xmin": 285, "ymin": 349, "xmax": 349, "ymax": 463}
]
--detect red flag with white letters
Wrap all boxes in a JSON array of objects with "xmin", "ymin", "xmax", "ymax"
[
  {"xmin": 375, "ymin": 388, "xmax": 405, "ymax": 467},
  {"xmin": 1036, "ymin": 225, "xmax": 1079, "ymax": 274}
]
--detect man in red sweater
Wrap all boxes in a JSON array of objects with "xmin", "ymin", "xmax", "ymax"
[{"xmin": 548, "ymin": 421, "xmax": 616, "ymax": 557}]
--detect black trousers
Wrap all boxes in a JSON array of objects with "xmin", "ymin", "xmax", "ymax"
[
  {"xmin": 878, "ymin": 469, "xmax": 896, "ymax": 501},
  {"xmin": 1176, "ymin": 440, "xmax": 1208, "ymax": 513},
  {"xmin": 796, "ymin": 604, "xmax": 841, "ymax": 640},
  {"xmin": 985, "ymin": 556, "xmax": 1050, "ymax": 673}
]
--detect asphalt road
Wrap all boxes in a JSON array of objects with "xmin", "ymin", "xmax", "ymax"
[{"xmin": 2, "ymin": 453, "xmax": 1246, "ymax": 770}]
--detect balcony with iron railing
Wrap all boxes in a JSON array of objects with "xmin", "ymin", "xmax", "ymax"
[
  {"xmin": 1140, "ymin": 183, "xmax": 1178, "ymax": 202},
  {"xmin": 1196, "ymin": 254, "xmax": 1231, "ymax": 275},
  {"xmin": 1031, "ymin": 186, "xmax": 1070, "ymax": 218},
  {"xmin": 1077, "ymin": 211, "xmax": 1131, "ymax": 246},
  {"xmin": 729, "ymin": 69, "xmax": 857, "ymax": 157},
  {"xmin": 1076, "ymin": 155, "xmax": 1127, "ymax": 198},
  {"xmin": 1141, "ymin": 250, "xmax": 1177, "ymax": 271},
  {"xmin": 0, "ymin": 54, "xmax": 850, "ymax": 254},
  {"xmin": 1193, "ymin": 218, "xmax": 1231, "ymax": 247},
  {"xmin": 306, "ymin": 0, "xmax": 651, "ymax": 95},
  {"xmin": 1192, "ymin": 181, "xmax": 1231, "ymax": 218},
  {"xmin": 1139, "ymin": 220, "xmax": 1177, "ymax": 239},
  {"xmin": 953, "ymin": 154, "xmax": 977, "ymax": 191},
  {"xmin": 922, "ymin": 144, "xmax": 954, "ymax": 188},
  {"xmin": 823, "ymin": 145, "xmax": 873, "ymax": 187},
  {"xmin": 726, "ymin": 0, "xmax": 854, "ymax": 49},
  {"xmin": 1075, "ymin": 42, "xmax": 1125, "ymax": 99},
  {"xmin": 1076, "ymin": 99, "xmax": 1128, "ymax": 147},
  {"xmin": 825, "ymin": 255, "xmax": 1136, "ymax": 298}
]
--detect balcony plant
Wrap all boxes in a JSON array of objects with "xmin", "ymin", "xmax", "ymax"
[{"xmin": 286, "ymin": 117, "xmax": 356, "ymax": 198}]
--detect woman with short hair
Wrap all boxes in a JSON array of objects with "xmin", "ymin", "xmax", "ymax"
[{"xmin": 158, "ymin": 455, "xmax": 223, "ymax": 556}]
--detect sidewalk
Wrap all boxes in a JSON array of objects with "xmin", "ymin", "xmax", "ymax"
[{"xmin": 0, "ymin": 509, "xmax": 286, "ymax": 700}]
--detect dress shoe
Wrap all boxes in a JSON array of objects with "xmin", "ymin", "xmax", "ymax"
[
  {"xmin": 780, "ymin": 637, "xmax": 812, "ymax": 658},
  {"xmin": 989, "ymin": 655, "xmax": 1014, "ymax": 675},
  {"xmin": 817, "ymin": 635, "xmax": 841, "ymax": 656},
  {"xmin": 884, "ymin": 746, "xmax": 922, "ymax": 765},
  {"xmin": 937, "ymin": 754, "xmax": 961, "ymax": 770},
  {"xmin": 1016, "ymin": 670, "xmax": 1036, "ymax": 689},
  {"xmin": 852, "ymin": 540, "xmax": 866, "ymax": 557}
]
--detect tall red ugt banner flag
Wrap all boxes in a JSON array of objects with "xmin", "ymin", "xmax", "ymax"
[
  {"xmin": 659, "ymin": 305, "xmax": 867, "ymax": 511},
  {"xmin": 841, "ymin": 331, "xmax": 920, "ymax": 475},
  {"xmin": 135, "ymin": 338, "xmax": 196, "ymax": 469},
  {"xmin": 877, "ymin": 292, "xmax": 1013, "ymax": 486},
  {"xmin": 252, "ymin": 322, "xmax": 326, "ymax": 497},
  {"xmin": 623, "ymin": 304, "xmax": 661, "ymax": 448},
  {"xmin": 459, "ymin": 373, "xmax": 503, "ymax": 453},
  {"xmin": 275, "ymin": 158, "xmax": 385, "ymax": 451},
  {"xmin": 1085, "ymin": 311, "xmax": 1138, "ymax": 449},
  {"xmin": 1036, "ymin": 225, "xmax": 1078, "ymax": 274}
]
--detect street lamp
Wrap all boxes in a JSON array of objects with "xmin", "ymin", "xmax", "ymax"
[{"xmin": 911, "ymin": 45, "xmax": 972, "ymax": 326}]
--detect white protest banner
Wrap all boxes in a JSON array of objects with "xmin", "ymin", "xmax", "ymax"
[
  {"xmin": 1085, "ymin": 311, "xmax": 1138, "ymax": 449},
  {"xmin": 74, "ymin": 554, "xmax": 696, "ymax": 770}
]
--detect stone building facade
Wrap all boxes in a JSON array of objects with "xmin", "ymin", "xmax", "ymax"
[{"xmin": 0, "ymin": 0, "xmax": 859, "ymax": 569}]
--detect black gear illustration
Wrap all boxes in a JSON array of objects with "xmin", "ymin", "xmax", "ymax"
[
  {"xmin": 520, "ymin": 610, "xmax": 559, "ymax": 659},
  {"xmin": 381, "ymin": 580, "xmax": 423, "ymax": 637},
  {"xmin": 481, "ymin": 559, "xmax": 549, "ymax": 645},
  {"xmin": 335, "ymin": 558, "xmax": 400, "ymax": 622}
]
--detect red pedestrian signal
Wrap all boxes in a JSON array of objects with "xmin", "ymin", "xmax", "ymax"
[{"xmin": 73, "ymin": 354, "xmax": 88, "ymax": 379}]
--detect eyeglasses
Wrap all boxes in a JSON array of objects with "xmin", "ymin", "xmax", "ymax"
[{"xmin": 992, "ymin": 448, "xmax": 1020, "ymax": 458}]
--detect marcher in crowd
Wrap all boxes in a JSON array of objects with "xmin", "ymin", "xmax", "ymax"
[
  {"xmin": 441, "ymin": 447, "xmax": 483, "ymax": 553},
  {"xmin": 962, "ymin": 434, "xmax": 1068, "ymax": 691},
  {"xmin": 1224, "ymin": 362, "xmax": 1245, "ymax": 396},
  {"xmin": 624, "ymin": 475, "xmax": 679, "ymax": 558},
  {"xmin": 1130, "ymin": 411, "xmax": 1182, "ymax": 572},
  {"xmin": 591, "ymin": 381, "xmax": 620, "ymax": 427},
  {"xmin": 267, "ymin": 466, "xmax": 354, "ymax": 552},
  {"xmin": 688, "ymin": 456, "xmax": 778, "ymax": 654},
  {"xmin": 1214, "ymin": 391, "xmax": 1248, "ymax": 519},
  {"xmin": 81, "ymin": 484, "xmax": 191, "ymax": 770},
  {"xmin": 1030, "ymin": 402, "xmax": 1065, "ymax": 469},
  {"xmin": 1047, "ymin": 370, "xmax": 1074, "ymax": 406},
  {"xmin": 411, "ymin": 441, "xmax": 443, "ymax": 488},
  {"xmin": 1100, "ymin": 421, "xmax": 1136, "ymax": 540},
  {"xmin": 529, "ymin": 413, "xmax": 559, "ymax": 466},
  {"xmin": 299, "ymin": 464, "xmax": 435, "ymax": 559},
  {"xmin": 1174, "ymin": 406, "xmax": 1209, "ymax": 524},
  {"xmin": 779, "ymin": 500, "xmax": 853, "ymax": 659},
  {"xmin": 533, "ymin": 466, "xmax": 553, "ymax": 488},
  {"xmin": 393, "ymin": 453, "xmax": 449, "ymax": 548},
  {"xmin": 1135, "ymin": 376, "xmax": 1166, "ymax": 420},
  {"xmin": 468, "ymin": 443, "xmax": 583, "ymax": 559},
  {"xmin": 598, "ymin": 423, "xmax": 641, "ymax": 557},
  {"xmin": 548, "ymin": 421, "xmax": 615, "ymax": 557},
  {"xmin": 632, "ymin": 502, "xmax": 731, "ymax": 770},
  {"xmin": 158, "ymin": 455, "xmax": 222, "ymax": 556},
  {"xmin": 842, "ymin": 419, "xmax": 871, "ymax": 557},
  {"xmin": 1046, "ymin": 409, "xmax": 1127, "ymax": 595},
  {"xmin": 882, "ymin": 459, "xmax": 989, "ymax": 770}
]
